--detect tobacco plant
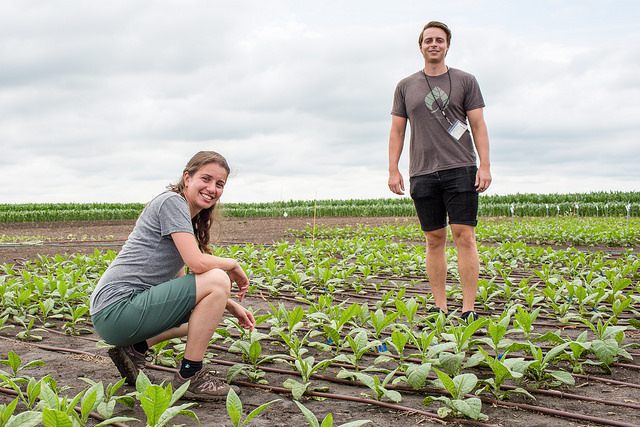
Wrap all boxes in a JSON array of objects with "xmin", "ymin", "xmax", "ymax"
[
  {"xmin": 283, "ymin": 356, "xmax": 333, "ymax": 400},
  {"xmin": 338, "ymin": 369, "xmax": 402, "ymax": 403},
  {"xmin": 423, "ymin": 369, "xmax": 487, "ymax": 421},
  {"xmin": 475, "ymin": 347, "xmax": 534, "ymax": 401},
  {"xmin": 226, "ymin": 388, "xmax": 280, "ymax": 427},
  {"xmin": 0, "ymin": 351, "xmax": 45, "ymax": 384},
  {"xmin": 134, "ymin": 371, "xmax": 198, "ymax": 427}
]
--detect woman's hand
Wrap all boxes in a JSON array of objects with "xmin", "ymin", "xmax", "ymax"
[
  {"xmin": 226, "ymin": 300, "xmax": 256, "ymax": 331},
  {"xmin": 170, "ymin": 233, "xmax": 250, "ymax": 300},
  {"xmin": 226, "ymin": 260, "xmax": 249, "ymax": 301}
]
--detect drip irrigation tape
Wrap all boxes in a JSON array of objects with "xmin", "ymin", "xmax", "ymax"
[
  {"xmin": 0, "ymin": 336, "xmax": 98, "ymax": 359},
  {"xmin": 501, "ymin": 384, "xmax": 640, "ymax": 410},
  {"xmin": 571, "ymin": 373, "xmax": 640, "ymax": 389},
  {"xmin": 478, "ymin": 396, "xmax": 640, "ymax": 427}
]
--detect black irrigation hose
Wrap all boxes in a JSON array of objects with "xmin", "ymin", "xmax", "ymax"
[
  {"xmin": 477, "ymin": 396, "xmax": 640, "ymax": 427},
  {"xmin": 0, "ymin": 335, "xmax": 99, "ymax": 359},
  {"xmin": 498, "ymin": 384, "xmax": 640, "ymax": 410}
]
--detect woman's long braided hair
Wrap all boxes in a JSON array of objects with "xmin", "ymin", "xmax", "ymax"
[{"xmin": 167, "ymin": 151, "xmax": 230, "ymax": 254}]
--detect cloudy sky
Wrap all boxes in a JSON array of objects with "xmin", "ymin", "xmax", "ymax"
[{"xmin": 1, "ymin": 0, "xmax": 639, "ymax": 204}]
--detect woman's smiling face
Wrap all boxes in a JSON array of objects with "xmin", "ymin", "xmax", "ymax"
[{"xmin": 183, "ymin": 162, "xmax": 228, "ymax": 217}]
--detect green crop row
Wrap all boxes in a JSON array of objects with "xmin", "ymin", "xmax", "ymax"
[{"xmin": 1, "ymin": 192, "xmax": 639, "ymax": 223}]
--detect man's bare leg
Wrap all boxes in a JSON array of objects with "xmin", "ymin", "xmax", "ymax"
[
  {"xmin": 450, "ymin": 224, "xmax": 479, "ymax": 313},
  {"xmin": 425, "ymin": 227, "xmax": 449, "ymax": 312}
]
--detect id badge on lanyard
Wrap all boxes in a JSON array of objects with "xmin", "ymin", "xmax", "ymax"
[{"xmin": 447, "ymin": 119, "xmax": 467, "ymax": 141}]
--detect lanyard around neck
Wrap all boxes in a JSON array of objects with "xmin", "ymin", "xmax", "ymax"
[{"xmin": 423, "ymin": 67, "xmax": 453, "ymax": 125}]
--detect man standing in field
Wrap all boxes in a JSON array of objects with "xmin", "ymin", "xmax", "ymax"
[{"xmin": 388, "ymin": 21, "xmax": 491, "ymax": 322}]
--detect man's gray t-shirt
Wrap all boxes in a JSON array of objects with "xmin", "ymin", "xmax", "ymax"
[
  {"xmin": 90, "ymin": 191, "xmax": 194, "ymax": 315},
  {"xmin": 391, "ymin": 68, "xmax": 485, "ymax": 177}
]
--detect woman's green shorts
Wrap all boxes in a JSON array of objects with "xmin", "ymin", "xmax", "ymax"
[{"xmin": 92, "ymin": 274, "xmax": 197, "ymax": 347}]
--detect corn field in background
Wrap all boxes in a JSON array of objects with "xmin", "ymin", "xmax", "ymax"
[{"xmin": 0, "ymin": 191, "xmax": 638, "ymax": 223}]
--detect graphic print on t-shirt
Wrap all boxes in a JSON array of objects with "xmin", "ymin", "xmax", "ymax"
[{"xmin": 424, "ymin": 86, "xmax": 449, "ymax": 114}]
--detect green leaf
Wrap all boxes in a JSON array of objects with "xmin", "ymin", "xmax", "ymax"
[
  {"xmin": 323, "ymin": 326, "xmax": 340, "ymax": 344},
  {"xmin": 135, "ymin": 370, "xmax": 152, "ymax": 394},
  {"xmin": 437, "ymin": 352, "xmax": 464, "ymax": 377},
  {"xmin": 283, "ymin": 379, "xmax": 308, "ymax": 400},
  {"xmin": 249, "ymin": 341, "xmax": 262, "ymax": 364},
  {"xmin": 1, "ymin": 397, "xmax": 18, "ymax": 421},
  {"xmin": 227, "ymin": 364, "xmax": 248, "ymax": 383},
  {"xmin": 336, "ymin": 421, "xmax": 373, "ymax": 427},
  {"xmin": 453, "ymin": 373, "xmax": 478, "ymax": 397},
  {"xmin": 320, "ymin": 413, "xmax": 333, "ymax": 427},
  {"xmin": 338, "ymin": 303, "xmax": 358, "ymax": 328},
  {"xmin": 294, "ymin": 400, "xmax": 319, "ymax": 427},
  {"xmin": 542, "ymin": 343, "xmax": 569, "ymax": 365},
  {"xmin": 5, "ymin": 411, "xmax": 41, "ymax": 427},
  {"xmin": 229, "ymin": 340, "xmax": 251, "ymax": 356},
  {"xmin": 405, "ymin": 363, "xmax": 431, "ymax": 390},
  {"xmin": 352, "ymin": 372, "xmax": 376, "ymax": 390},
  {"xmin": 42, "ymin": 407, "xmax": 73, "ymax": 427},
  {"xmin": 157, "ymin": 403, "xmax": 198, "ymax": 427},
  {"xmin": 450, "ymin": 397, "xmax": 485, "ymax": 420},
  {"xmin": 242, "ymin": 398, "xmax": 281, "ymax": 426},
  {"xmin": 80, "ymin": 389, "xmax": 98, "ymax": 422},
  {"xmin": 433, "ymin": 368, "xmax": 457, "ymax": 397},
  {"xmin": 461, "ymin": 317, "xmax": 488, "ymax": 344},
  {"xmin": 287, "ymin": 307, "xmax": 305, "ymax": 331},
  {"xmin": 94, "ymin": 416, "xmax": 141, "ymax": 427},
  {"xmin": 592, "ymin": 339, "xmax": 619, "ymax": 366},
  {"xmin": 38, "ymin": 381, "xmax": 59, "ymax": 409},
  {"xmin": 548, "ymin": 370, "xmax": 575, "ymax": 386},
  {"xmin": 353, "ymin": 330, "xmax": 369, "ymax": 353},
  {"xmin": 381, "ymin": 388, "xmax": 402, "ymax": 403},
  {"xmin": 390, "ymin": 330, "xmax": 407, "ymax": 354},
  {"xmin": 6, "ymin": 351, "xmax": 21, "ymax": 374},
  {"xmin": 139, "ymin": 385, "xmax": 171, "ymax": 425},
  {"xmin": 226, "ymin": 388, "xmax": 243, "ymax": 426}
]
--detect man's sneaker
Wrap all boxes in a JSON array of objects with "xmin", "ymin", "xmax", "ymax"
[
  {"xmin": 460, "ymin": 311, "xmax": 479, "ymax": 323},
  {"xmin": 173, "ymin": 369, "xmax": 238, "ymax": 401},
  {"xmin": 107, "ymin": 345, "xmax": 148, "ymax": 385},
  {"xmin": 459, "ymin": 311, "xmax": 486, "ymax": 335},
  {"xmin": 418, "ymin": 307, "xmax": 447, "ymax": 332}
]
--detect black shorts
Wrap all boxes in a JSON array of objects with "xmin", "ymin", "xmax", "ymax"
[{"xmin": 410, "ymin": 166, "xmax": 478, "ymax": 232}]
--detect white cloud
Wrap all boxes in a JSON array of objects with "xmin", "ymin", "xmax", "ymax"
[{"xmin": 1, "ymin": 0, "xmax": 639, "ymax": 204}]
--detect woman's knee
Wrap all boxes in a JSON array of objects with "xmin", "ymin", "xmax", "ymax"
[{"xmin": 196, "ymin": 268, "xmax": 231, "ymax": 299}]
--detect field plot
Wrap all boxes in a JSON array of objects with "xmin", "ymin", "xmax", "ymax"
[{"xmin": 0, "ymin": 216, "xmax": 639, "ymax": 426}]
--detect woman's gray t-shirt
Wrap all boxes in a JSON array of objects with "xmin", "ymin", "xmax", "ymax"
[{"xmin": 89, "ymin": 191, "xmax": 194, "ymax": 315}]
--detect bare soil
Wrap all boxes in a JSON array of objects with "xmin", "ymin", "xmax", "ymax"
[{"xmin": 0, "ymin": 217, "xmax": 639, "ymax": 427}]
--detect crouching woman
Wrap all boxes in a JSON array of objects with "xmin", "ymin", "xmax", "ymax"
[{"xmin": 90, "ymin": 151, "xmax": 255, "ymax": 401}]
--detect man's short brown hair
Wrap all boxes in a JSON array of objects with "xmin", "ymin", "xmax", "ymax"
[{"xmin": 419, "ymin": 21, "xmax": 451, "ymax": 46}]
